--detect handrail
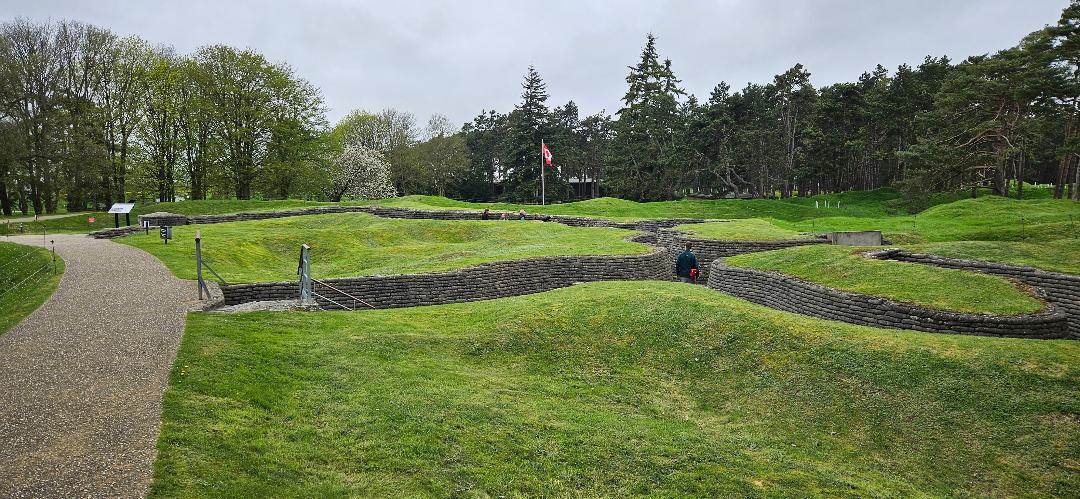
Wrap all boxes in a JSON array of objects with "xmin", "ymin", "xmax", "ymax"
[
  {"xmin": 310, "ymin": 290, "xmax": 348, "ymax": 311},
  {"xmin": 201, "ymin": 260, "xmax": 228, "ymax": 286},
  {"xmin": 312, "ymin": 277, "xmax": 376, "ymax": 310}
]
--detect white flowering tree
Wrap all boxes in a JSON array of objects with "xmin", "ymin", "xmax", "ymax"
[{"xmin": 323, "ymin": 144, "xmax": 397, "ymax": 201}]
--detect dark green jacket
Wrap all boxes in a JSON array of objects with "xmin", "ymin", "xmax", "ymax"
[{"xmin": 675, "ymin": 250, "xmax": 698, "ymax": 278}]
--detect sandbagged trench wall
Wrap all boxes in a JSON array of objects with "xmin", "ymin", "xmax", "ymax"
[
  {"xmin": 126, "ymin": 206, "xmax": 706, "ymax": 233},
  {"xmin": 656, "ymin": 230, "xmax": 829, "ymax": 281},
  {"xmin": 705, "ymin": 259, "xmax": 1068, "ymax": 339},
  {"xmin": 868, "ymin": 249, "xmax": 1080, "ymax": 339},
  {"xmin": 222, "ymin": 247, "xmax": 671, "ymax": 309}
]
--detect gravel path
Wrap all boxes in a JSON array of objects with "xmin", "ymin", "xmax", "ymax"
[
  {"xmin": 2, "ymin": 213, "xmax": 75, "ymax": 223},
  {"xmin": 0, "ymin": 234, "xmax": 198, "ymax": 497}
]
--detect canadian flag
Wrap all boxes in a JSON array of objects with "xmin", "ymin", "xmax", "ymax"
[{"xmin": 542, "ymin": 142, "xmax": 553, "ymax": 166}]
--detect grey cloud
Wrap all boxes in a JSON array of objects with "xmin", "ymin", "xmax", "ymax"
[{"xmin": 2, "ymin": 0, "xmax": 1067, "ymax": 125}]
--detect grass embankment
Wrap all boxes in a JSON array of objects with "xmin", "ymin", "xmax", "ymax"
[
  {"xmin": 726, "ymin": 245, "xmax": 1044, "ymax": 315},
  {"xmin": 907, "ymin": 239, "xmax": 1080, "ymax": 276},
  {"xmin": 151, "ymin": 282, "xmax": 1080, "ymax": 497},
  {"xmin": 120, "ymin": 212, "xmax": 648, "ymax": 283},
  {"xmin": 672, "ymin": 219, "xmax": 814, "ymax": 241},
  {"xmin": 776, "ymin": 196, "xmax": 1080, "ymax": 245},
  {"xmin": 0, "ymin": 241, "xmax": 64, "ymax": 335},
  {"xmin": 0, "ymin": 199, "xmax": 340, "ymax": 236},
  {"xmin": 380, "ymin": 188, "xmax": 908, "ymax": 221}
]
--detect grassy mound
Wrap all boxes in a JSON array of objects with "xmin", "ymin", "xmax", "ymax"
[
  {"xmin": 776, "ymin": 196, "xmax": 1080, "ymax": 244},
  {"xmin": 0, "ymin": 241, "xmax": 64, "ymax": 335},
  {"xmin": 119, "ymin": 213, "xmax": 649, "ymax": 283},
  {"xmin": 672, "ymin": 219, "xmax": 814, "ymax": 241},
  {"xmin": 151, "ymin": 282, "xmax": 1079, "ymax": 497},
  {"xmin": 0, "ymin": 199, "xmax": 346, "ymax": 236},
  {"xmin": 907, "ymin": 239, "xmax": 1080, "ymax": 276},
  {"xmin": 382, "ymin": 189, "xmax": 906, "ymax": 221},
  {"xmin": 726, "ymin": 245, "xmax": 1044, "ymax": 315}
]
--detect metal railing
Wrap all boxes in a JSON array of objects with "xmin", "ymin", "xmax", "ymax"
[
  {"xmin": 297, "ymin": 243, "xmax": 374, "ymax": 311},
  {"xmin": 310, "ymin": 277, "xmax": 375, "ymax": 311},
  {"xmin": 195, "ymin": 232, "xmax": 227, "ymax": 300}
]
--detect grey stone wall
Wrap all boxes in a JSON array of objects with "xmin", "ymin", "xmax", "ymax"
[
  {"xmin": 867, "ymin": 249, "xmax": 1080, "ymax": 339},
  {"xmin": 830, "ymin": 230, "xmax": 883, "ymax": 246},
  {"xmin": 222, "ymin": 247, "xmax": 671, "ymax": 309},
  {"xmin": 656, "ymin": 230, "xmax": 828, "ymax": 281},
  {"xmin": 90, "ymin": 226, "xmax": 144, "ymax": 239},
  {"xmin": 705, "ymin": 260, "xmax": 1068, "ymax": 339}
]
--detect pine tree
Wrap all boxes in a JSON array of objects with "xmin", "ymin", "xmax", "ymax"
[
  {"xmin": 501, "ymin": 65, "xmax": 549, "ymax": 201},
  {"xmin": 607, "ymin": 33, "xmax": 686, "ymax": 201}
]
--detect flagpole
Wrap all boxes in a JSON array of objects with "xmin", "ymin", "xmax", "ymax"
[{"xmin": 541, "ymin": 139, "xmax": 546, "ymax": 206}]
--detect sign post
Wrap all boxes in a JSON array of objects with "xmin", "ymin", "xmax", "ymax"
[
  {"xmin": 195, "ymin": 230, "xmax": 207, "ymax": 299},
  {"xmin": 160, "ymin": 226, "xmax": 173, "ymax": 245},
  {"xmin": 107, "ymin": 203, "xmax": 135, "ymax": 228}
]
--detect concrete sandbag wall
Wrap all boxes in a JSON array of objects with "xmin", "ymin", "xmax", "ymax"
[
  {"xmin": 221, "ymin": 247, "xmax": 671, "ymax": 309},
  {"xmin": 705, "ymin": 259, "xmax": 1068, "ymax": 339}
]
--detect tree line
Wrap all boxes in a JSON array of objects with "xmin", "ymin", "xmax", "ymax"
[
  {"xmin": 446, "ymin": 2, "xmax": 1079, "ymax": 205},
  {"xmin": 2, "ymin": 3, "xmax": 1078, "ymax": 216}
]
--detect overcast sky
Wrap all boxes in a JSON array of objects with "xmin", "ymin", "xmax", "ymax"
[{"xmin": 3, "ymin": 0, "xmax": 1070, "ymax": 126}]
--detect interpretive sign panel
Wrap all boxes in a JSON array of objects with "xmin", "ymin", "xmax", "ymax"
[{"xmin": 108, "ymin": 203, "xmax": 135, "ymax": 214}]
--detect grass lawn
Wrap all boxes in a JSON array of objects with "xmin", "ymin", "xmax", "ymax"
[
  {"xmin": 775, "ymin": 196, "xmax": 1080, "ymax": 244},
  {"xmin": 0, "ymin": 212, "xmax": 111, "ymax": 236},
  {"xmin": 380, "ymin": 188, "xmax": 909, "ymax": 221},
  {"xmin": 143, "ymin": 198, "xmax": 340, "ymax": 216},
  {"xmin": 151, "ymin": 281, "xmax": 1080, "ymax": 497},
  {"xmin": 908, "ymin": 239, "xmax": 1080, "ymax": 276},
  {"xmin": 672, "ymin": 218, "xmax": 815, "ymax": 241},
  {"xmin": 0, "ymin": 200, "xmax": 343, "ymax": 236},
  {"xmin": 726, "ymin": 245, "xmax": 1044, "ymax": 315},
  {"xmin": 0, "ymin": 241, "xmax": 64, "ymax": 335},
  {"xmin": 119, "ymin": 213, "xmax": 649, "ymax": 283}
]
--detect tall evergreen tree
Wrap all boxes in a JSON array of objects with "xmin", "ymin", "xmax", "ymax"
[
  {"xmin": 607, "ymin": 33, "xmax": 686, "ymax": 201},
  {"xmin": 501, "ymin": 65, "xmax": 549, "ymax": 201}
]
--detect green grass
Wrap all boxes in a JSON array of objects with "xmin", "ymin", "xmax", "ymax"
[
  {"xmin": 906, "ymin": 239, "xmax": 1080, "ymax": 276},
  {"xmin": 119, "ymin": 213, "xmax": 649, "ymax": 283},
  {"xmin": 673, "ymin": 218, "xmax": 815, "ymax": 241},
  {"xmin": 0, "ymin": 212, "xmax": 113, "ymax": 236},
  {"xmin": 0, "ymin": 199, "xmax": 344, "ymax": 236},
  {"xmin": 380, "ymin": 188, "xmax": 909, "ymax": 221},
  {"xmin": 143, "ymin": 199, "xmax": 340, "ymax": 216},
  {"xmin": 0, "ymin": 241, "xmax": 64, "ymax": 335},
  {"xmin": 726, "ymin": 245, "xmax": 1044, "ymax": 315},
  {"xmin": 776, "ymin": 196, "xmax": 1080, "ymax": 245},
  {"xmin": 151, "ymin": 281, "xmax": 1080, "ymax": 497}
]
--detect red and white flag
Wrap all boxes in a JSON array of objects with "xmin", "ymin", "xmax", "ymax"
[{"xmin": 542, "ymin": 142, "xmax": 553, "ymax": 166}]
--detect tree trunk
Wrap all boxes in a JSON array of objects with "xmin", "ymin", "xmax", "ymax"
[
  {"xmin": 0, "ymin": 179, "xmax": 11, "ymax": 216},
  {"xmin": 1016, "ymin": 151, "xmax": 1024, "ymax": 200},
  {"xmin": 1055, "ymin": 119, "xmax": 1073, "ymax": 199},
  {"xmin": 993, "ymin": 143, "xmax": 1008, "ymax": 197},
  {"xmin": 1067, "ymin": 156, "xmax": 1075, "ymax": 201}
]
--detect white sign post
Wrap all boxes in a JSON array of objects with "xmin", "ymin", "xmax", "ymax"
[{"xmin": 107, "ymin": 203, "xmax": 135, "ymax": 228}]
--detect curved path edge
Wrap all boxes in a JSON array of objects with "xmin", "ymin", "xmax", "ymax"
[{"xmin": 0, "ymin": 234, "xmax": 199, "ymax": 497}]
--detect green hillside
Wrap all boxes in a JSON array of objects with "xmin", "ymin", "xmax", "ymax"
[
  {"xmin": 119, "ymin": 212, "xmax": 648, "ymax": 283},
  {"xmin": 151, "ymin": 282, "xmax": 1080, "ymax": 497},
  {"xmin": 0, "ymin": 241, "xmax": 64, "ymax": 335}
]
